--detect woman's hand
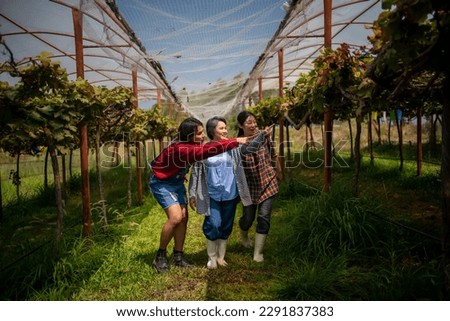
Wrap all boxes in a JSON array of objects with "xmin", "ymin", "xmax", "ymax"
[
  {"xmin": 263, "ymin": 124, "xmax": 275, "ymax": 137},
  {"xmin": 236, "ymin": 136, "xmax": 250, "ymax": 144},
  {"xmin": 237, "ymin": 124, "xmax": 273, "ymax": 144}
]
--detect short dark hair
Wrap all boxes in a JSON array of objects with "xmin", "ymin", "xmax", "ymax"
[
  {"xmin": 206, "ymin": 116, "xmax": 227, "ymax": 140},
  {"xmin": 236, "ymin": 111, "xmax": 256, "ymax": 137},
  {"xmin": 178, "ymin": 117, "xmax": 203, "ymax": 142}
]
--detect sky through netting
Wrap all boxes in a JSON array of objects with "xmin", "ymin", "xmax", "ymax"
[{"xmin": 115, "ymin": 0, "xmax": 290, "ymax": 120}]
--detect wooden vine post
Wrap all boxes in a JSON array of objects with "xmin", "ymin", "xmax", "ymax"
[{"xmin": 417, "ymin": 106, "xmax": 422, "ymax": 176}]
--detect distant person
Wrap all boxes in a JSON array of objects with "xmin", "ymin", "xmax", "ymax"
[
  {"xmin": 236, "ymin": 111, "xmax": 283, "ymax": 262},
  {"xmin": 149, "ymin": 117, "xmax": 251, "ymax": 273},
  {"xmin": 188, "ymin": 116, "xmax": 273, "ymax": 269}
]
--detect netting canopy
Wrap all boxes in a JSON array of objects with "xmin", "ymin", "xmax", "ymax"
[
  {"xmin": 1, "ymin": 0, "xmax": 382, "ymax": 122},
  {"xmin": 238, "ymin": 0, "xmax": 381, "ymax": 108},
  {"xmin": 0, "ymin": 0, "xmax": 178, "ymax": 108}
]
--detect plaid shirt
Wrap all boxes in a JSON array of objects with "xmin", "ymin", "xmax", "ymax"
[{"xmin": 241, "ymin": 135, "xmax": 279, "ymax": 204}]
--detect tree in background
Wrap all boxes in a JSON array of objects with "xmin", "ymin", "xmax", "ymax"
[
  {"xmin": 367, "ymin": 0, "xmax": 450, "ymax": 294},
  {"xmin": 2, "ymin": 53, "xmax": 83, "ymax": 251}
]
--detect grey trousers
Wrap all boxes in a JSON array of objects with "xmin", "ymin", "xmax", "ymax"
[{"xmin": 238, "ymin": 196, "xmax": 275, "ymax": 234}]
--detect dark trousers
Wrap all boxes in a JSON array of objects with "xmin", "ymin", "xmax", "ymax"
[
  {"xmin": 238, "ymin": 196, "xmax": 275, "ymax": 234},
  {"xmin": 203, "ymin": 197, "xmax": 239, "ymax": 240}
]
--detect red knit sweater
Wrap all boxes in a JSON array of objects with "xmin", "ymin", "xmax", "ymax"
[{"xmin": 151, "ymin": 138, "xmax": 239, "ymax": 179}]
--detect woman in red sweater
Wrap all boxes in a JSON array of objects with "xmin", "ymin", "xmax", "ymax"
[{"xmin": 150, "ymin": 117, "xmax": 250, "ymax": 273}]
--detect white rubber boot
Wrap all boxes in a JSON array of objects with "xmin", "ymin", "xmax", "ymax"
[
  {"xmin": 240, "ymin": 229, "xmax": 252, "ymax": 248},
  {"xmin": 253, "ymin": 233, "xmax": 267, "ymax": 262},
  {"xmin": 206, "ymin": 239, "xmax": 218, "ymax": 269},
  {"xmin": 216, "ymin": 239, "xmax": 228, "ymax": 266}
]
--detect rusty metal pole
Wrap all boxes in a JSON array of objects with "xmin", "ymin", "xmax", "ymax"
[
  {"xmin": 72, "ymin": 8, "xmax": 91, "ymax": 237},
  {"xmin": 157, "ymin": 89, "xmax": 164, "ymax": 151},
  {"xmin": 169, "ymin": 100, "xmax": 173, "ymax": 118},
  {"xmin": 157, "ymin": 88, "xmax": 161, "ymax": 108},
  {"xmin": 278, "ymin": 48, "xmax": 285, "ymax": 178},
  {"xmin": 132, "ymin": 68, "xmax": 143, "ymax": 204},
  {"xmin": 258, "ymin": 77, "xmax": 263, "ymax": 102},
  {"xmin": 323, "ymin": 0, "xmax": 332, "ymax": 192}
]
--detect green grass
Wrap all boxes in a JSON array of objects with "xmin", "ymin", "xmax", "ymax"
[{"xmin": 0, "ymin": 144, "xmax": 446, "ymax": 300}]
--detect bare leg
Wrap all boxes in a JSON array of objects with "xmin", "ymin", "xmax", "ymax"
[
  {"xmin": 158, "ymin": 204, "xmax": 186, "ymax": 250},
  {"xmin": 153, "ymin": 204, "xmax": 187, "ymax": 273},
  {"xmin": 156, "ymin": 204, "xmax": 192, "ymax": 269},
  {"xmin": 173, "ymin": 205, "xmax": 188, "ymax": 252}
]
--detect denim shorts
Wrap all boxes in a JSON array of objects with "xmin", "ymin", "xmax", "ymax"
[{"xmin": 150, "ymin": 175, "xmax": 187, "ymax": 209}]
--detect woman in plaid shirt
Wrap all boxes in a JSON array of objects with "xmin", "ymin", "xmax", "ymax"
[{"xmin": 237, "ymin": 111, "xmax": 283, "ymax": 262}]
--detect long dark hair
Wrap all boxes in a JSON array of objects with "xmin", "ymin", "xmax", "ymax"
[
  {"xmin": 206, "ymin": 116, "xmax": 227, "ymax": 140},
  {"xmin": 177, "ymin": 117, "xmax": 203, "ymax": 142},
  {"xmin": 236, "ymin": 110, "xmax": 256, "ymax": 137}
]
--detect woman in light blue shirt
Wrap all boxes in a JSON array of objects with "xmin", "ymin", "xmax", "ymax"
[{"xmin": 189, "ymin": 116, "xmax": 270, "ymax": 269}]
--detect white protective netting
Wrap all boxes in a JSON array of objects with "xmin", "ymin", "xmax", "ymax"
[
  {"xmin": 114, "ymin": 0, "xmax": 291, "ymax": 121},
  {"xmin": 237, "ymin": 0, "xmax": 382, "ymax": 110},
  {"xmin": 0, "ymin": 0, "xmax": 177, "ymax": 108},
  {"xmin": 1, "ymin": 0, "xmax": 382, "ymax": 123},
  {"xmin": 115, "ymin": 0, "xmax": 382, "ymax": 122}
]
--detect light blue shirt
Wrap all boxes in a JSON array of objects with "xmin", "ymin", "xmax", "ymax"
[{"xmin": 205, "ymin": 151, "xmax": 238, "ymax": 201}]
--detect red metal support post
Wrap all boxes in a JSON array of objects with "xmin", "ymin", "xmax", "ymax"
[
  {"xmin": 278, "ymin": 48, "xmax": 285, "ymax": 178},
  {"xmin": 157, "ymin": 88, "xmax": 161, "ymax": 108},
  {"xmin": 258, "ymin": 77, "xmax": 263, "ymax": 102},
  {"xmin": 323, "ymin": 0, "xmax": 332, "ymax": 192},
  {"xmin": 72, "ymin": 8, "xmax": 91, "ymax": 237},
  {"xmin": 132, "ymin": 68, "xmax": 143, "ymax": 204}
]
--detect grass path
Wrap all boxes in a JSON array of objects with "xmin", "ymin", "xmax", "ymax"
[
  {"xmin": 68, "ymin": 194, "xmax": 285, "ymax": 301},
  {"xmin": 1, "ymin": 152, "xmax": 444, "ymax": 300}
]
